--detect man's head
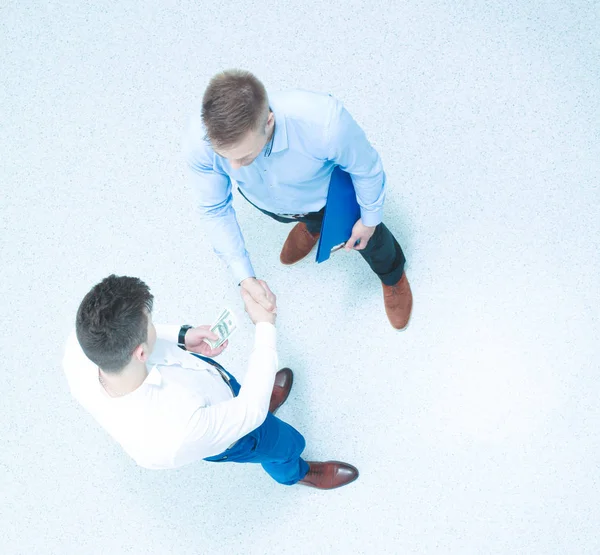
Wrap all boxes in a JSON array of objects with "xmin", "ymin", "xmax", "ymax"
[
  {"xmin": 76, "ymin": 275, "xmax": 156, "ymax": 373},
  {"xmin": 201, "ymin": 69, "xmax": 275, "ymax": 169}
]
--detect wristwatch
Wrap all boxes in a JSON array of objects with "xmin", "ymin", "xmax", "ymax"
[{"xmin": 177, "ymin": 325, "xmax": 193, "ymax": 350}]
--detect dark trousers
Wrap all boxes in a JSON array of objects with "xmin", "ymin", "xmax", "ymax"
[
  {"xmin": 239, "ymin": 188, "xmax": 406, "ymax": 286},
  {"xmin": 193, "ymin": 354, "xmax": 309, "ymax": 485}
]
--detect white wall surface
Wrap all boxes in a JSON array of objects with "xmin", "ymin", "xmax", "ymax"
[{"xmin": 1, "ymin": 1, "xmax": 599, "ymax": 554}]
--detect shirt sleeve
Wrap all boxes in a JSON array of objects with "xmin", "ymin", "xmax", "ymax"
[
  {"xmin": 154, "ymin": 324, "xmax": 180, "ymax": 343},
  {"xmin": 173, "ymin": 323, "xmax": 278, "ymax": 465},
  {"xmin": 325, "ymin": 100, "xmax": 386, "ymax": 227},
  {"xmin": 185, "ymin": 141, "xmax": 256, "ymax": 284}
]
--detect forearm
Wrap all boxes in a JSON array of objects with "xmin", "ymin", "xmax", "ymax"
[
  {"xmin": 185, "ymin": 146, "xmax": 256, "ymax": 283},
  {"xmin": 235, "ymin": 322, "xmax": 278, "ymax": 416},
  {"xmin": 327, "ymin": 102, "xmax": 386, "ymax": 226},
  {"xmin": 208, "ymin": 325, "xmax": 278, "ymax": 446},
  {"xmin": 198, "ymin": 205, "xmax": 256, "ymax": 283},
  {"xmin": 155, "ymin": 324, "xmax": 180, "ymax": 343},
  {"xmin": 353, "ymin": 170, "xmax": 385, "ymax": 226},
  {"xmin": 340, "ymin": 140, "xmax": 386, "ymax": 227},
  {"xmin": 178, "ymin": 322, "xmax": 279, "ymax": 457}
]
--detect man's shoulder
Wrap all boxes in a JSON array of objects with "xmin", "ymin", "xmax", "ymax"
[
  {"xmin": 62, "ymin": 330, "xmax": 99, "ymax": 401},
  {"xmin": 63, "ymin": 330, "xmax": 89, "ymax": 376},
  {"xmin": 182, "ymin": 108, "xmax": 215, "ymax": 163},
  {"xmin": 270, "ymin": 89, "xmax": 341, "ymax": 125}
]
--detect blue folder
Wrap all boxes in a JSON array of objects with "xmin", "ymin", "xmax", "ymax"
[{"xmin": 316, "ymin": 167, "xmax": 361, "ymax": 263}]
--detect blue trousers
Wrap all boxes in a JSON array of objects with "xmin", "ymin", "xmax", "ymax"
[{"xmin": 192, "ymin": 354, "xmax": 310, "ymax": 485}]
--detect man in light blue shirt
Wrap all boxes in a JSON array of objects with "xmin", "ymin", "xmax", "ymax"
[{"xmin": 183, "ymin": 69, "xmax": 412, "ymax": 329}]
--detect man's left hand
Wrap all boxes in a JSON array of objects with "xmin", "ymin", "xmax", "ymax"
[
  {"xmin": 344, "ymin": 219, "xmax": 376, "ymax": 251},
  {"xmin": 184, "ymin": 325, "xmax": 229, "ymax": 357}
]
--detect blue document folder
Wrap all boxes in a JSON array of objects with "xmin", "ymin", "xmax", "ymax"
[{"xmin": 316, "ymin": 167, "xmax": 361, "ymax": 263}]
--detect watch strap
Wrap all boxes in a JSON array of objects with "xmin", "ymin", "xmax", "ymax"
[{"xmin": 178, "ymin": 325, "xmax": 193, "ymax": 350}]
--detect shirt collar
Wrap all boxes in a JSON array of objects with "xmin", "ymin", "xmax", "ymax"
[
  {"xmin": 145, "ymin": 364, "xmax": 163, "ymax": 386},
  {"xmin": 268, "ymin": 107, "xmax": 288, "ymax": 155}
]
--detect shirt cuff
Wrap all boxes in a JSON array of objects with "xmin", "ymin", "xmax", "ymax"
[
  {"xmin": 254, "ymin": 322, "xmax": 277, "ymax": 350},
  {"xmin": 154, "ymin": 324, "xmax": 182, "ymax": 343},
  {"xmin": 360, "ymin": 208, "xmax": 383, "ymax": 227},
  {"xmin": 231, "ymin": 257, "xmax": 256, "ymax": 285}
]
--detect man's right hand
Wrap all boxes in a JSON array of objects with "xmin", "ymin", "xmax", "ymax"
[
  {"xmin": 240, "ymin": 277, "xmax": 276, "ymax": 312},
  {"xmin": 241, "ymin": 280, "xmax": 277, "ymax": 325}
]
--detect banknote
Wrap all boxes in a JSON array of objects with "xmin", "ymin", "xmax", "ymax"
[{"xmin": 204, "ymin": 308, "xmax": 238, "ymax": 349}]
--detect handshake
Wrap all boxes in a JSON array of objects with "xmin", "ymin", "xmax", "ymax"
[
  {"xmin": 240, "ymin": 277, "xmax": 277, "ymax": 326},
  {"xmin": 184, "ymin": 277, "xmax": 277, "ymax": 358}
]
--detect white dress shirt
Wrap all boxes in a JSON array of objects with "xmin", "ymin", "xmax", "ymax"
[{"xmin": 62, "ymin": 323, "xmax": 278, "ymax": 469}]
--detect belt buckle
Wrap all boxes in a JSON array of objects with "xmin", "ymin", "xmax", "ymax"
[
  {"xmin": 216, "ymin": 367, "xmax": 230, "ymax": 383},
  {"xmin": 279, "ymin": 213, "xmax": 307, "ymax": 219}
]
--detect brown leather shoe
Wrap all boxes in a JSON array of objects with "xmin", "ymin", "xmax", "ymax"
[
  {"xmin": 298, "ymin": 461, "xmax": 359, "ymax": 490},
  {"xmin": 382, "ymin": 272, "xmax": 413, "ymax": 330},
  {"xmin": 280, "ymin": 223, "xmax": 320, "ymax": 265},
  {"xmin": 269, "ymin": 368, "xmax": 293, "ymax": 414}
]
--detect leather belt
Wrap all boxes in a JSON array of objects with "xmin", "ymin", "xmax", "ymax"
[
  {"xmin": 278, "ymin": 213, "xmax": 307, "ymax": 218},
  {"xmin": 212, "ymin": 365, "xmax": 235, "ymax": 397}
]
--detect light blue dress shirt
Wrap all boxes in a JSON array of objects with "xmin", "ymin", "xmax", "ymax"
[{"xmin": 183, "ymin": 89, "xmax": 387, "ymax": 284}]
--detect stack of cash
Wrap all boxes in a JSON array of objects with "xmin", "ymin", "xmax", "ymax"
[{"xmin": 204, "ymin": 308, "xmax": 238, "ymax": 349}]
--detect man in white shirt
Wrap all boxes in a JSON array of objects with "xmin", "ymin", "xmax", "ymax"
[{"xmin": 63, "ymin": 274, "xmax": 358, "ymax": 489}]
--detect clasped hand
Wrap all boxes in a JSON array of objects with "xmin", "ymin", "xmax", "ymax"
[
  {"xmin": 240, "ymin": 277, "xmax": 277, "ymax": 325},
  {"xmin": 187, "ymin": 278, "xmax": 277, "ymax": 357}
]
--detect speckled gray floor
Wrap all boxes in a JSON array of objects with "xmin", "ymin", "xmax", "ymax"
[{"xmin": 1, "ymin": 1, "xmax": 599, "ymax": 554}]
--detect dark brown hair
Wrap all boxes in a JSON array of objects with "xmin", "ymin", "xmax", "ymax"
[
  {"xmin": 76, "ymin": 275, "xmax": 154, "ymax": 373},
  {"xmin": 201, "ymin": 69, "xmax": 269, "ymax": 149}
]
